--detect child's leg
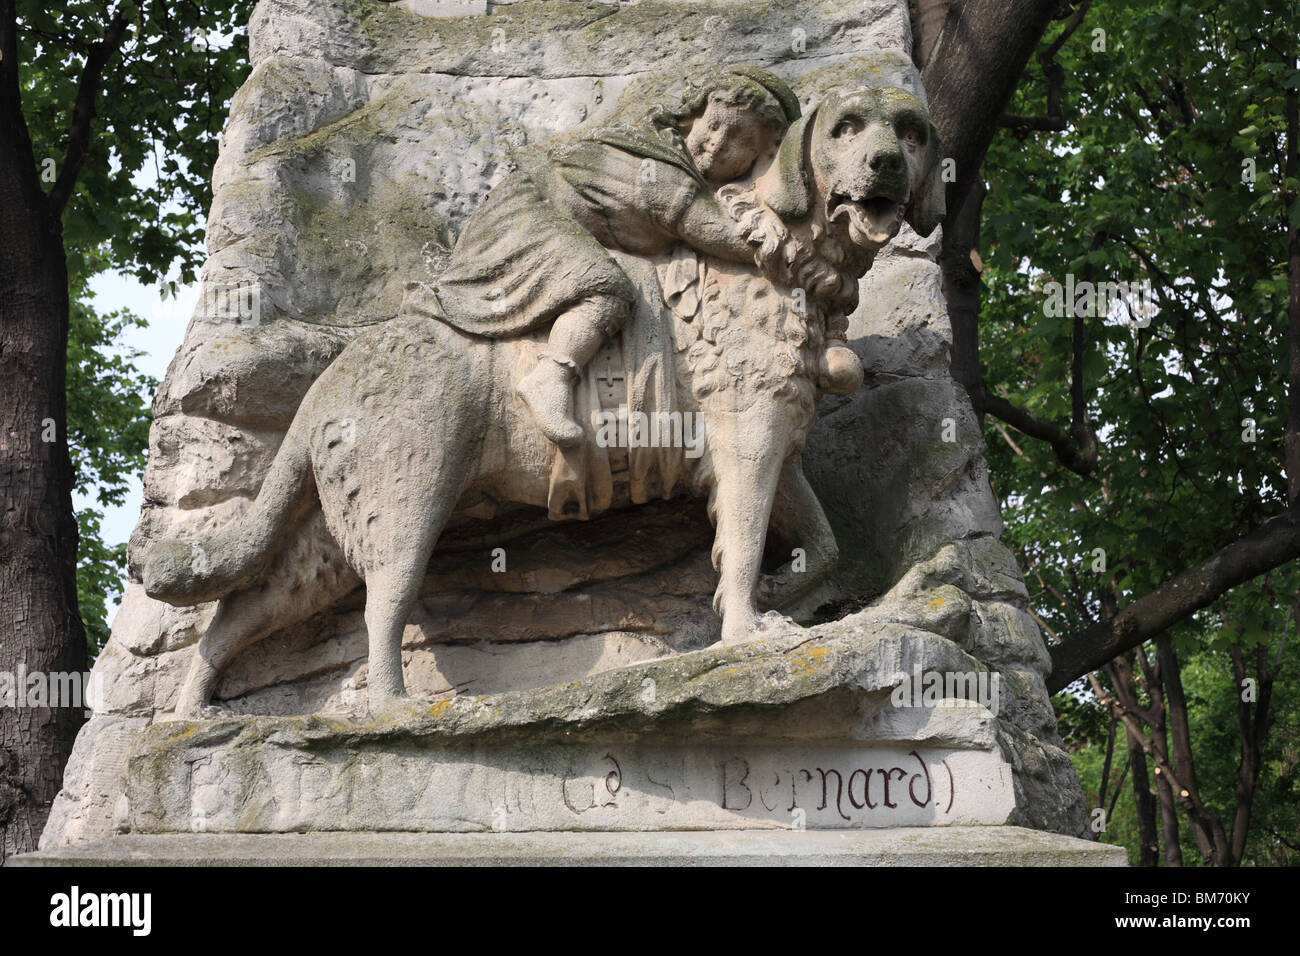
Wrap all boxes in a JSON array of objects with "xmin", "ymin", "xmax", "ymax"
[{"xmin": 517, "ymin": 294, "xmax": 630, "ymax": 447}]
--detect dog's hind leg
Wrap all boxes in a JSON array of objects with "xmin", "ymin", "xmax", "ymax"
[{"xmin": 361, "ymin": 475, "xmax": 471, "ymax": 712}]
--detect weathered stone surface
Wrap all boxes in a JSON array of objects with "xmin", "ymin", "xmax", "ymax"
[
  {"xmin": 248, "ymin": 0, "xmax": 912, "ymax": 78},
  {"xmin": 39, "ymin": 716, "xmax": 149, "ymax": 850},
  {"xmin": 999, "ymin": 720, "xmax": 1090, "ymax": 836},
  {"xmin": 853, "ymin": 255, "xmax": 952, "ymax": 383},
  {"xmin": 143, "ymin": 738, "xmax": 1014, "ymax": 833},
  {"xmin": 144, "ymin": 416, "xmax": 283, "ymax": 509},
  {"xmin": 806, "ymin": 376, "xmax": 1003, "ymax": 597},
  {"xmin": 12, "ymin": 827, "xmax": 1129, "ymax": 867},
  {"xmin": 124, "ymin": 622, "xmax": 1082, "ymax": 834},
  {"xmin": 152, "ymin": 322, "xmax": 356, "ymax": 429}
]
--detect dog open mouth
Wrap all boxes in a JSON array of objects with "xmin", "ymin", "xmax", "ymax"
[{"xmin": 827, "ymin": 192, "xmax": 906, "ymax": 247}]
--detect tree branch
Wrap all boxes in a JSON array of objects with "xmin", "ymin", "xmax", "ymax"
[
  {"xmin": 47, "ymin": 9, "xmax": 131, "ymax": 218},
  {"xmin": 982, "ymin": 388, "xmax": 1099, "ymax": 475},
  {"xmin": 1062, "ymin": 231, "xmax": 1108, "ymax": 470},
  {"xmin": 1284, "ymin": 77, "xmax": 1299, "ymax": 509},
  {"xmin": 1097, "ymin": 709, "xmax": 1116, "ymax": 813},
  {"xmin": 1047, "ymin": 510, "xmax": 1300, "ymax": 691},
  {"xmin": 996, "ymin": 0, "xmax": 1094, "ymax": 135},
  {"xmin": 998, "ymin": 111, "xmax": 1067, "ymax": 133},
  {"xmin": 1106, "ymin": 752, "xmax": 1130, "ymax": 821},
  {"xmin": 1040, "ymin": 0, "xmax": 1093, "ymax": 63}
]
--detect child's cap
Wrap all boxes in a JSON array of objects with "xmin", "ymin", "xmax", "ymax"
[{"xmin": 723, "ymin": 65, "xmax": 801, "ymax": 126}]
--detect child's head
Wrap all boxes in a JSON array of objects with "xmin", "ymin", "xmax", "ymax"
[{"xmin": 676, "ymin": 68, "xmax": 799, "ymax": 183}]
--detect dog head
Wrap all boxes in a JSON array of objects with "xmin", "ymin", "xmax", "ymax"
[{"xmin": 761, "ymin": 86, "xmax": 945, "ymax": 247}]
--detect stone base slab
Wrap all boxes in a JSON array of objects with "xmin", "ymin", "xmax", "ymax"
[
  {"xmin": 152, "ymin": 740, "xmax": 1013, "ymax": 833},
  {"xmin": 123, "ymin": 625, "xmax": 1081, "ymax": 835},
  {"xmin": 11, "ymin": 827, "xmax": 1127, "ymax": 867}
]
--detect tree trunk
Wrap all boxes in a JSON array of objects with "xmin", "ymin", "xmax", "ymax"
[
  {"xmin": 942, "ymin": 180, "xmax": 987, "ymax": 413},
  {"xmin": 1227, "ymin": 638, "xmax": 1272, "ymax": 867},
  {"xmin": 1132, "ymin": 651, "xmax": 1185, "ymax": 867},
  {"xmin": 0, "ymin": 0, "xmax": 87, "ymax": 861},
  {"xmin": 1158, "ymin": 638, "xmax": 1232, "ymax": 864},
  {"xmin": 911, "ymin": 0, "xmax": 952, "ymax": 69},
  {"xmin": 1284, "ymin": 81, "xmax": 1298, "ymax": 509},
  {"xmin": 922, "ymin": 0, "xmax": 1065, "ymax": 222},
  {"xmin": 1126, "ymin": 726, "xmax": 1159, "ymax": 867}
]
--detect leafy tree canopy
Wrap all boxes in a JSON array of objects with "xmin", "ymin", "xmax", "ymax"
[
  {"xmin": 980, "ymin": 0, "xmax": 1298, "ymax": 864},
  {"xmin": 16, "ymin": 0, "xmax": 255, "ymax": 652}
]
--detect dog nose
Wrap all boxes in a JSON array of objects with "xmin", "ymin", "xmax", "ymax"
[
  {"xmin": 869, "ymin": 146, "xmax": 903, "ymax": 174},
  {"xmin": 864, "ymin": 125, "xmax": 905, "ymax": 175}
]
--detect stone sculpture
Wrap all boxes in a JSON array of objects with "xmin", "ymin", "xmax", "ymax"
[
  {"xmin": 444, "ymin": 64, "xmax": 804, "ymax": 448},
  {"xmin": 36, "ymin": 1, "xmax": 1100, "ymax": 854},
  {"xmin": 143, "ymin": 83, "xmax": 945, "ymax": 716}
]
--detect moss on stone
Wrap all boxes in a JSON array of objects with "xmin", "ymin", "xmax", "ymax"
[
  {"xmin": 794, "ymin": 52, "xmax": 921, "ymax": 102},
  {"xmin": 131, "ymin": 615, "xmax": 984, "ymax": 766}
]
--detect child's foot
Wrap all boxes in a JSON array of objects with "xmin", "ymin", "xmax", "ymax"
[{"xmin": 518, "ymin": 357, "xmax": 584, "ymax": 447}]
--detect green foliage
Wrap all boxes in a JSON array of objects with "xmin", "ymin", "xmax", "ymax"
[
  {"xmin": 74, "ymin": 508, "xmax": 130, "ymax": 657},
  {"xmin": 66, "ymin": 270, "xmax": 156, "ymax": 509},
  {"xmin": 66, "ymin": 264, "xmax": 156, "ymax": 655},
  {"xmin": 18, "ymin": 0, "xmax": 255, "ymax": 285},
  {"xmin": 1059, "ymin": 579, "xmax": 1298, "ymax": 866},
  {"xmin": 1178, "ymin": 613, "xmax": 1300, "ymax": 866},
  {"xmin": 16, "ymin": 1, "xmax": 255, "ymax": 655},
  {"xmin": 982, "ymin": 0, "xmax": 1299, "ymax": 863}
]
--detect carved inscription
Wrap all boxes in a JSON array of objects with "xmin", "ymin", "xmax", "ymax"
[
  {"xmin": 719, "ymin": 750, "xmax": 952, "ymax": 822},
  {"xmin": 175, "ymin": 743, "xmax": 1008, "ymax": 834}
]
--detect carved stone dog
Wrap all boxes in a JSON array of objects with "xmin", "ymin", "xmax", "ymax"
[{"xmin": 144, "ymin": 86, "xmax": 945, "ymax": 716}]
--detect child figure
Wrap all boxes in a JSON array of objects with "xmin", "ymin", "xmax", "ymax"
[{"xmin": 432, "ymin": 66, "xmax": 802, "ymax": 447}]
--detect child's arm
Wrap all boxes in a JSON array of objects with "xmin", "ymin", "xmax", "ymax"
[{"xmin": 668, "ymin": 190, "xmax": 757, "ymax": 265}]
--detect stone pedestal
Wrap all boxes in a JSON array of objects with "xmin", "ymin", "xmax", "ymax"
[
  {"xmin": 12, "ymin": 828, "xmax": 1127, "ymax": 867},
  {"xmin": 116, "ymin": 621, "xmax": 1083, "ymax": 837}
]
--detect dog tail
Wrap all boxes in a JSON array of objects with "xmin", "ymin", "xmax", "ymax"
[{"xmin": 143, "ymin": 418, "xmax": 314, "ymax": 606}]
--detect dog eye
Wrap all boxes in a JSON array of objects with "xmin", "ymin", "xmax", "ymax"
[
  {"xmin": 897, "ymin": 115, "xmax": 928, "ymax": 149},
  {"xmin": 832, "ymin": 119, "xmax": 860, "ymax": 138}
]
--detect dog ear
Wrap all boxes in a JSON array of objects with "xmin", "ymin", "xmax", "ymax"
[
  {"xmin": 765, "ymin": 102, "xmax": 820, "ymax": 221},
  {"xmin": 905, "ymin": 122, "xmax": 946, "ymax": 238}
]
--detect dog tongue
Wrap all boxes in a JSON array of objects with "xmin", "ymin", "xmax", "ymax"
[{"xmin": 833, "ymin": 197, "xmax": 903, "ymax": 246}]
